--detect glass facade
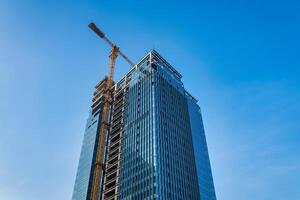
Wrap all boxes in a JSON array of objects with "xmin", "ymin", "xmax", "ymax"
[
  {"xmin": 154, "ymin": 66, "xmax": 200, "ymax": 200},
  {"xmin": 72, "ymin": 50, "xmax": 217, "ymax": 200},
  {"xmin": 119, "ymin": 64, "xmax": 156, "ymax": 199},
  {"xmin": 72, "ymin": 106, "xmax": 103, "ymax": 200},
  {"xmin": 187, "ymin": 98, "xmax": 217, "ymax": 200}
]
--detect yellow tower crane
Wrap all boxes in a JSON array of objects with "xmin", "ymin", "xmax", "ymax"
[{"xmin": 87, "ymin": 22, "xmax": 134, "ymax": 200}]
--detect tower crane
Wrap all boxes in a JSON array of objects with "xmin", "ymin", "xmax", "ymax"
[{"xmin": 87, "ymin": 22, "xmax": 134, "ymax": 200}]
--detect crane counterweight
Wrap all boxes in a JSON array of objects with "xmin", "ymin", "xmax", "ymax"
[{"xmin": 88, "ymin": 22, "xmax": 105, "ymax": 38}]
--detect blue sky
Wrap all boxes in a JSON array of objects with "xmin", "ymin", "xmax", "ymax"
[{"xmin": 0, "ymin": 0, "xmax": 299, "ymax": 199}]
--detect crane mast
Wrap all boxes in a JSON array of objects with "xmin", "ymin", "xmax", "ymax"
[{"xmin": 87, "ymin": 22, "xmax": 134, "ymax": 200}]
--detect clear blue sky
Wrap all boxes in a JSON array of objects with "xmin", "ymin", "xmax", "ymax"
[{"xmin": 0, "ymin": 0, "xmax": 299, "ymax": 199}]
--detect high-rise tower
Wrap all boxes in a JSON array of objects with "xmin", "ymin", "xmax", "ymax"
[{"xmin": 72, "ymin": 50, "xmax": 217, "ymax": 200}]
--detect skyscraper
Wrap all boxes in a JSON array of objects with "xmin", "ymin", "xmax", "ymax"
[{"xmin": 72, "ymin": 50, "xmax": 217, "ymax": 200}]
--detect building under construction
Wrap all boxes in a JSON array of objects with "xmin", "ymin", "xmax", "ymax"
[{"xmin": 72, "ymin": 23, "xmax": 217, "ymax": 200}]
